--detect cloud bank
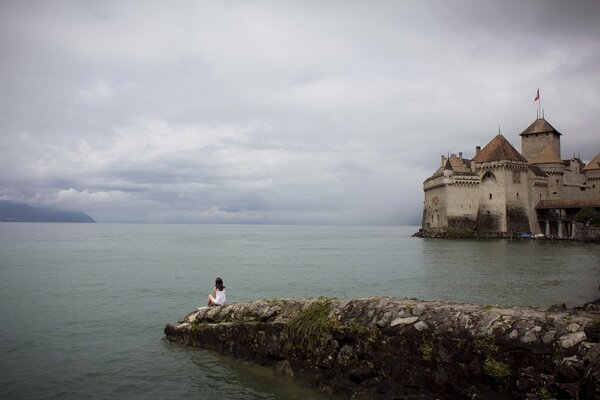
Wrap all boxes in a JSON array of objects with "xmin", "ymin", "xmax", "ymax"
[{"xmin": 1, "ymin": 1, "xmax": 599, "ymax": 223}]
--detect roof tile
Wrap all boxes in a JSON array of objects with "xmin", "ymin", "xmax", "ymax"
[{"xmin": 472, "ymin": 134, "xmax": 528, "ymax": 163}]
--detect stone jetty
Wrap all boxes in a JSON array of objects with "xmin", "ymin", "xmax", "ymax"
[{"xmin": 164, "ymin": 297, "xmax": 600, "ymax": 399}]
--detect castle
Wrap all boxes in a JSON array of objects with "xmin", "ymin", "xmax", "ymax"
[{"xmin": 420, "ymin": 117, "xmax": 600, "ymax": 238}]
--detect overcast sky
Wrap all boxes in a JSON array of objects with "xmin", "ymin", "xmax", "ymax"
[{"xmin": 1, "ymin": 1, "xmax": 599, "ymax": 224}]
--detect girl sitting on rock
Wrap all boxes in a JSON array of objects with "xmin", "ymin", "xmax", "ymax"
[{"xmin": 208, "ymin": 277, "xmax": 226, "ymax": 306}]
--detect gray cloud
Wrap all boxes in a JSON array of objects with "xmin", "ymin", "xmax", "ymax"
[{"xmin": 1, "ymin": 0, "xmax": 599, "ymax": 223}]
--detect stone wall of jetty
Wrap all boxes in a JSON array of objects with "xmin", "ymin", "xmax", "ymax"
[{"xmin": 164, "ymin": 297, "xmax": 600, "ymax": 399}]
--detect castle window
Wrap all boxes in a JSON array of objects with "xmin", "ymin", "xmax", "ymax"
[
  {"xmin": 489, "ymin": 193, "xmax": 492, "ymax": 200},
  {"xmin": 556, "ymin": 179, "xmax": 559, "ymax": 183},
  {"xmin": 512, "ymin": 170, "xmax": 520, "ymax": 183},
  {"xmin": 482, "ymin": 171, "xmax": 496, "ymax": 182},
  {"xmin": 516, "ymin": 193, "xmax": 519, "ymax": 199}
]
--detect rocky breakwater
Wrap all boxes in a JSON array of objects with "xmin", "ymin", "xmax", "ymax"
[{"xmin": 164, "ymin": 297, "xmax": 600, "ymax": 399}]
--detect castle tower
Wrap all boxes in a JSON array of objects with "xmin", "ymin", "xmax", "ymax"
[
  {"xmin": 530, "ymin": 146, "xmax": 565, "ymax": 200},
  {"xmin": 472, "ymin": 134, "xmax": 530, "ymax": 235},
  {"xmin": 519, "ymin": 117, "xmax": 562, "ymax": 162}
]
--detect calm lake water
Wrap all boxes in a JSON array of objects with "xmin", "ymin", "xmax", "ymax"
[{"xmin": 1, "ymin": 223, "xmax": 599, "ymax": 399}]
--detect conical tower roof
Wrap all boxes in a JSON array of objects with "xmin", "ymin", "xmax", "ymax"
[
  {"xmin": 531, "ymin": 146, "xmax": 563, "ymax": 165},
  {"xmin": 519, "ymin": 118, "xmax": 562, "ymax": 137},
  {"xmin": 583, "ymin": 153, "xmax": 600, "ymax": 171},
  {"xmin": 473, "ymin": 134, "xmax": 528, "ymax": 163},
  {"xmin": 444, "ymin": 158, "xmax": 453, "ymax": 171}
]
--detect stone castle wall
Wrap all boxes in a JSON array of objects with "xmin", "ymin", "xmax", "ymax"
[{"xmin": 521, "ymin": 133, "xmax": 561, "ymax": 162}]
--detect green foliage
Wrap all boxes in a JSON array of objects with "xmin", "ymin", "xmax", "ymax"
[
  {"xmin": 404, "ymin": 303, "xmax": 414, "ymax": 311},
  {"xmin": 483, "ymin": 357, "xmax": 511, "ymax": 382},
  {"xmin": 533, "ymin": 386, "xmax": 553, "ymax": 399},
  {"xmin": 475, "ymin": 335, "xmax": 510, "ymax": 383},
  {"xmin": 474, "ymin": 334, "xmax": 499, "ymax": 356},
  {"xmin": 575, "ymin": 208, "xmax": 596, "ymax": 222},
  {"xmin": 350, "ymin": 320, "xmax": 378, "ymax": 343},
  {"xmin": 190, "ymin": 320, "xmax": 200, "ymax": 333},
  {"xmin": 285, "ymin": 298, "xmax": 337, "ymax": 354},
  {"xmin": 421, "ymin": 337, "xmax": 434, "ymax": 361},
  {"xmin": 591, "ymin": 215, "xmax": 600, "ymax": 227}
]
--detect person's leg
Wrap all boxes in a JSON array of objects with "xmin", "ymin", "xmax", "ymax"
[{"xmin": 208, "ymin": 294, "xmax": 215, "ymax": 306}]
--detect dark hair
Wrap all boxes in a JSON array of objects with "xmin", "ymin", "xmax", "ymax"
[{"xmin": 215, "ymin": 277, "xmax": 225, "ymax": 291}]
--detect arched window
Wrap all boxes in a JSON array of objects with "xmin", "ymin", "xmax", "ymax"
[{"xmin": 482, "ymin": 171, "xmax": 497, "ymax": 183}]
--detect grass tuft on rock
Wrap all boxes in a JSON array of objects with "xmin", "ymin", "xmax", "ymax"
[{"xmin": 285, "ymin": 297, "xmax": 336, "ymax": 354}]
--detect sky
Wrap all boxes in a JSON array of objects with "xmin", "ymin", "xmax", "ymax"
[{"xmin": 1, "ymin": 0, "xmax": 599, "ymax": 224}]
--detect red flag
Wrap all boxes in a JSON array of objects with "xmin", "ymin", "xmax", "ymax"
[{"xmin": 534, "ymin": 88, "xmax": 540, "ymax": 101}]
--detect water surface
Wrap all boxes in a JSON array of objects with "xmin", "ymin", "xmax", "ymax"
[{"xmin": 1, "ymin": 223, "xmax": 599, "ymax": 399}]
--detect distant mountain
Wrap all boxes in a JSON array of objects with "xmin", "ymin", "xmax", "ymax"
[{"xmin": 0, "ymin": 201, "xmax": 96, "ymax": 223}]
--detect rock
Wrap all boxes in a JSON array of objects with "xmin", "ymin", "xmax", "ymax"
[
  {"xmin": 542, "ymin": 330, "xmax": 556, "ymax": 344},
  {"xmin": 580, "ymin": 344, "xmax": 600, "ymax": 400},
  {"xmin": 411, "ymin": 305, "xmax": 426, "ymax": 316},
  {"xmin": 273, "ymin": 360, "xmax": 293, "ymax": 378},
  {"xmin": 548, "ymin": 303, "xmax": 567, "ymax": 312},
  {"xmin": 349, "ymin": 367, "xmax": 373, "ymax": 383},
  {"xmin": 585, "ymin": 322, "xmax": 600, "ymax": 343},
  {"xmin": 560, "ymin": 332, "xmax": 587, "ymax": 349},
  {"xmin": 164, "ymin": 296, "xmax": 600, "ymax": 400},
  {"xmin": 521, "ymin": 330, "xmax": 538, "ymax": 344},
  {"xmin": 413, "ymin": 321, "xmax": 428, "ymax": 332},
  {"xmin": 390, "ymin": 316, "xmax": 418, "ymax": 327}
]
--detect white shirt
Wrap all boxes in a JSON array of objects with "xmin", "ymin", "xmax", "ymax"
[{"xmin": 214, "ymin": 289, "xmax": 226, "ymax": 305}]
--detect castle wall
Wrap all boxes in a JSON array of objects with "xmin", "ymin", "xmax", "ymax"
[
  {"xmin": 477, "ymin": 168, "xmax": 506, "ymax": 234},
  {"xmin": 504, "ymin": 167, "xmax": 531, "ymax": 234},
  {"xmin": 561, "ymin": 184, "xmax": 594, "ymax": 201},
  {"xmin": 545, "ymin": 172, "xmax": 564, "ymax": 199},
  {"xmin": 422, "ymin": 180, "xmax": 447, "ymax": 231},
  {"xmin": 521, "ymin": 133, "xmax": 560, "ymax": 162},
  {"xmin": 528, "ymin": 177, "xmax": 548, "ymax": 234},
  {"xmin": 446, "ymin": 183, "xmax": 478, "ymax": 230},
  {"xmin": 588, "ymin": 176, "xmax": 600, "ymax": 198}
]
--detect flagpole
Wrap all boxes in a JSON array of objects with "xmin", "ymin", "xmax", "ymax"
[{"xmin": 538, "ymin": 89, "xmax": 541, "ymax": 119}]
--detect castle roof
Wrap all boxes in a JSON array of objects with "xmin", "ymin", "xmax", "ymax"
[
  {"xmin": 529, "ymin": 165, "xmax": 547, "ymax": 177},
  {"xmin": 472, "ymin": 134, "xmax": 528, "ymax": 163},
  {"xmin": 424, "ymin": 154, "xmax": 475, "ymax": 183},
  {"xmin": 444, "ymin": 158, "xmax": 453, "ymax": 171},
  {"xmin": 536, "ymin": 199, "xmax": 600, "ymax": 209},
  {"xmin": 519, "ymin": 118, "xmax": 562, "ymax": 137},
  {"xmin": 531, "ymin": 146, "xmax": 563, "ymax": 165},
  {"xmin": 583, "ymin": 153, "xmax": 600, "ymax": 171}
]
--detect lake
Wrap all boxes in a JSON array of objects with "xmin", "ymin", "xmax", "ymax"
[{"xmin": 1, "ymin": 223, "xmax": 599, "ymax": 399}]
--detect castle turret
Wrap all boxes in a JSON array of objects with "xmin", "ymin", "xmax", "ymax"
[{"xmin": 519, "ymin": 118, "xmax": 562, "ymax": 162}]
